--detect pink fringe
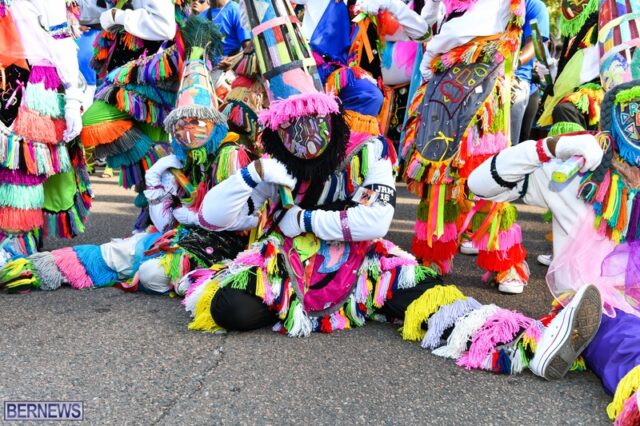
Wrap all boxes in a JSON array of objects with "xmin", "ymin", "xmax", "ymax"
[
  {"xmin": 467, "ymin": 130, "xmax": 508, "ymax": 156},
  {"xmin": 374, "ymin": 271, "xmax": 392, "ymax": 307},
  {"xmin": 234, "ymin": 249, "xmax": 266, "ymax": 267},
  {"xmin": 13, "ymin": 107, "xmax": 66, "ymax": 144},
  {"xmin": 330, "ymin": 311, "xmax": 349, "ymax": 330},
  {"xmin": 182, "ymin": 269, "xmax": 215, "ymax": 302},
  {"xmin": 474, "ymin": 224, "xmax": 523, "ymax": 251},
  {"xmin": 261, "ymin": 269, "xmax": 274, "ymax": 305},
  {"xmin": 415, "ymin": 222, "xmax": 457, "ymax": 242},
  {"xmin": 457, "ymin": 308, "xmax": 533, "ymax": 369},
  {"xmin": 259, "ymin": 93, "xmax": 340, "ymax": 130},
  {"xmin": 442, "ymin": 0, "xmax": 480, "ymax": 14},
  {"xmin": 52, "ymin": 247, "xmax": 93, "ymax": 289},
  {"xmin": 614, "ymin": 392, "xmax": 640, "ymax": 426},
  {"xmin": 29, "ymin": 66, "xmax": 62, "ymax": 90},
  {"xmin": 380, "ymin": 256, "xmax": 418, "ymax": 270}
]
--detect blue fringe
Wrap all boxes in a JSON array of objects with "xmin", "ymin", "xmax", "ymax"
[
  {"xmin": 107, "ymin": 133, "xmax": 153, "ymax": 168},
  {"xmin": 73, "ymin": 245, "xmax": 118, "ymax": 287}
]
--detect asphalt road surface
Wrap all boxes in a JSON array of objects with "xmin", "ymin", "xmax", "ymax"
[{"xmin": 0, "ymin": 172, "xmax": 611, "ymax": 425}]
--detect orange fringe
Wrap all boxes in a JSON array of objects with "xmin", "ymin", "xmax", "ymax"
[
  {"xmin": 80, "ymin": 120, "xmax": 133, "ymax": 147},
  {"xmin": 344, "ymin": 110, "xmax": 380, "ymax": 136},
  {"xmin": 13, "ymin": 108, "xmax": 65, "ymax": 144},
  {"xmin": 0, "ymin": 206, "xmax": 44, "ymax": 232}
]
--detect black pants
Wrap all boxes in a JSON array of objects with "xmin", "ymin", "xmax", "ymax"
[
  {"xmin": 210, "ymin": 275, "xmax": 442, "ymax": 332},
  {"xmin": 552, "ymin": 101, "xmax": 588, "ymax": 129},
  {"xmin": 520, "ymin": 90, "xmax": 540, "ymax": 142}
]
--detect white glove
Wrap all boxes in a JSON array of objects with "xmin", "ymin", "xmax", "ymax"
[
  {"xmin": 279, "ymin": 206, "xmax": 305, "ymax": 238},
  {"xmin": 144, "ymin": 172, "xmax": 178, "ymax": 202},
  {"xmin": 100, "ymin": 9, "xmax": 124, "ymax": 32},
  {"xmin": 173, "ymin": 206, "xmax": 199, "ymax": 226},
  {"xmin": 63, "ymin": 99, "xmax": 82, "ymax": 142},
  {"xmin": 144, "ymin": 155, "xmax": 182, "ymax": 201},
  {"xmin": 355, "ymin": 0, "xmax": 387, "ymax": 14},
  {"xmin": 356, "ymin": 0, "xmax": 429, "ymax": 40},
  {"xmin": 420, "ymin": 51, "xmax": 435, "ymax": 82},
  {"xmin": 145, "ymin": 155, "xmax": 183, "ymax": 186},
  {"xmin": 252, "ymin": 158, "xmax": 297, "ymax": 189},
  {"xmin": 555, "ymin": 134, "xmax": 603, "ymax": 173},
  {"xmin": 421, "ymin": 0, "xmax": 442, "ymax": 27}
]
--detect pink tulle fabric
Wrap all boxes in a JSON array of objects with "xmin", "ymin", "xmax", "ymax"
[{"xmin": 547, "ymin": 210, "xmax": 640, "ymax": 318}]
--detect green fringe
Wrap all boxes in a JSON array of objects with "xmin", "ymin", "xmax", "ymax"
[
  {"xmin": 0, "ymin": 183, "xmax": 44, "ymax": 209},
  {"xmin": 416, "ymin": 199, "xmax": 429, "ymax": 221},
  {"xmin": 444, "ymin": 201, "xmax": 460, "ymax": 223},
  {"xmin": 188, "ymin": 147, "xmax": 208, "ymax": 166},
  {"xmin": 415, "ymin": 265, "xmax": 437, "ymax": 281},
  {"xmin": 615, "ymin": 86, "xmax": 640, "ymax": 105},
  {"xmin": 548, "ymin": 121, "xmax": 585, "ymax": 137},
  {"xmin": 283, "ymin": 298, "xmax": 299, "ymax": 331},
  {"xmin": 214, "ymin": 144, "xmax": 236, "ymax": 184},
  {"xmin": 470, "ymin": 204, "xmax": 518, "ymax": 232},
  {"xmin": 560, "ymin": 0, "xmax": 598, "ymax": 38},
  {"xmin": 542, "ymin": 209, "xmax": 553, "ymax": 223},
  {"xmin": 25, "ymin": 84, "xmax": 64, "ymax": 119},
  {"xmin": 228, "ymin": 268, "xmax": 251, "ymax": 290}
]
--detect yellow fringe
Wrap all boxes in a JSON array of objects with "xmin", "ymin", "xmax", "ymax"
[
  {"xmin": 402, "ymin": 285, "xmax": 466, "ymax": 341},
  {"xmin": 608, "ymin": 365, "xmax": 640, "ymax": 420},
  {"xmin": 188, "ymin": 280, "xmax": 224, "ymax": 332},
  {"xmin": 344, "ymin": 110, "xmax": 379, "ymax": 136},
  {"xmin": 255, "ymin": 268, "xmax": 265, "ymax": 299}
]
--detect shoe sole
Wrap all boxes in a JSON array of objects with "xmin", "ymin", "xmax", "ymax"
[
  {"xmin": 533, "ymin": 286, "xmax": 601, "ymax": 380},
  {"xmin": 498, "ymin": 284, "xmax": 524, "ymax": 294},
  {"xmin": 537, "ymin": 257, "xmax": 552, "ymax": 267},
  {"xmin": 459, "ymin": 247, "xmax": 479, "ymax": 255}
]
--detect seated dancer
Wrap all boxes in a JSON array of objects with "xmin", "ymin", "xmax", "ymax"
[
  {"xmin": 0, "ymin": 0, "xmax": 90, "ymax": 263},
  {"xmin": 0, "ymin": 16, "xmax": 252, "ymax": 294},
  {"xmin": 357, "ymin": 0, "xmax": 530, "ymax": 294},
  {"xmin": 180, "ymin": 0, "xmax": 441, "ymax": 335},
  {"xmin": 79, "ymin": 0, "xmax": 196, "ymax": 230},
  {"xmin": 464, "ymin": 9, "xmax": 640, "ymax": 417}
]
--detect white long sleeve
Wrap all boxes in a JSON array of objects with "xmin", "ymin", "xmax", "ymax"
[
  {"xmin": 467, "ymin": 139, "xmax": 590, "ymax": 253},
  {"xmin": 79, "ymin": 0, "xmax": 176, "ymax": 40},
  {"xmin": 426, "ymin": 0, "xmax": 510, "ymax": 58},
  {"xmin": 12, "ymin": 0, "xmax": 81, "ymax": 94},
  {"xmin": 116, "ymin": 0, "xmax": 176, "ymax": 41},
  {"xmin": 148, "ymin": 197, "xmax": 174, "ymax": 232},
  {"xmin": 198, "ymin": 165, "xmax": 275, "ymax": 232},
  {"xmin": 309, "ymin": 140, "xmax": 396, "ymax": 242}
]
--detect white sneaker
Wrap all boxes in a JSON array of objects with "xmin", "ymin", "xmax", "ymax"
[
  {"xmin": 497, "ymin": 262, "xmax": 529, "ymax": 294},
  {"xmin": 537, "ymin": 254, "xmax": 553, "ymax": 266},
  {"xmin": 498, "ymin": 280, "xmax": 525, "ymax": 294},
  {"xmin": 530, "ymin": 285, "xmax": 602, "ymax": 380},
  {"xmin": 459, "ymin": 240, "xmax": 479, "ymax": 255}
]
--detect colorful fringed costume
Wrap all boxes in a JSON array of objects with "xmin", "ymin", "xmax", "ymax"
[
  {"xmin": 0, "ymin": 15, "xmax": 253, "ymax": 294},
  {"xmin": 465, "ymin": 17, "xmax": 640, "ymax": 416},
  {"xmin": 536, "ymin": 0, "xmax": 604, "ymax": 136},
  {"xmin": 80, "ymin": 0, "xmax": 186, "ymax": 187},
  {"xmin": 178, "ymin": 0, "xmax": 441, "ymax": 336},
  {"xmin": 373, "ymin": 0, "xmax": 528, "ymax": 288},
  {"xmin": 0, "ymin": 0, "xmax": 91, "ymax": 261},
  {"xmin": 220, "ymin": 51, "xmax": 264, "ymax": 148}
]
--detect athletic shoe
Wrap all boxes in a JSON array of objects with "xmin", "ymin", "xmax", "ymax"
[
  {"xmin": 459, "ymin": 240, "xmax": 479, "ymax": 255},
  {"xmin": 529, "ymin": 285, "xmax": 602, "ymax": 380},
  {"xmin": 497, "ymin": 262, "xmax": 529, "ymax": 294},
  {"xmin": 537, "ymin": 254, "xmax": 553, "ymax": 266}
]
